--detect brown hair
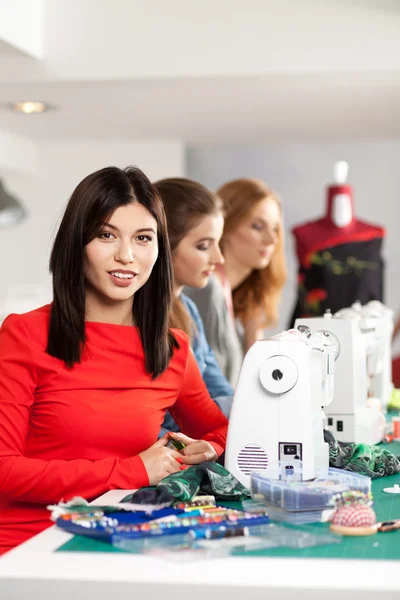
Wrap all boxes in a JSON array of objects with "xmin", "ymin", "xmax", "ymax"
[
  {"xmin": 154, "ymin": 178, "xmax": 222, "ymax": 339},
  {"xmin": 218, "ymin": 178, "xmax": 287, "ymax": 327}
]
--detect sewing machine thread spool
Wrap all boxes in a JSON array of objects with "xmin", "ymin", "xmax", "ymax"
[{"xmin": 392, "ymin": 416, "xmax": 400, "ymax": 441}]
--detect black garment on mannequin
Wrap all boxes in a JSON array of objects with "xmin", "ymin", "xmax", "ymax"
[{"xmin": 289, "ymin": 238, "xmax": 384, "ymax": 328}]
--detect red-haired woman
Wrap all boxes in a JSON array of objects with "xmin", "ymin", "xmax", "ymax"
[{"xmin": 186, "ymin": 178, "xmax": 287, "ymax": 386}]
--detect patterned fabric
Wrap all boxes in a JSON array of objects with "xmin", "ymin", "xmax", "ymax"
[
  {"xmin": 122, "ymin": 461, "xmax": 250, "ymax": 505},
  {"xmin": 325, "ymin": 429, "xmax": 400, "ymax": 479},
  {"xmin": 289, "ymin": 239, "xmax": 384, "ymax": 327},
  {"xmin": 124, "ymin": 434, "xmax": 400, "ymax": 509}
]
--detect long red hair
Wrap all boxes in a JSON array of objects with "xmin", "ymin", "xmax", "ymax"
[{"xmin": 218, "ymin": 178, "xmax": 287, "ymax": 328}]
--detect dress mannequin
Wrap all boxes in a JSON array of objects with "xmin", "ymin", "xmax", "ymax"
[{"xmin": 289, "ymin": 162, "xmax": 385, "ymax": 326}]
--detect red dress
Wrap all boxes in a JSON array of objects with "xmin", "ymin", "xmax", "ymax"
[{"xmin": 0, "ymin": 305, "xmax": 228, "ymax": 554}]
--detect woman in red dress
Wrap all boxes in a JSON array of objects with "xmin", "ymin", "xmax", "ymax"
[{"xmin": 0, "ymin": 166, "xmax": 227, "ymax": 555}]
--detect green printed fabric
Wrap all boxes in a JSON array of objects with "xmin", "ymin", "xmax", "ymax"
[
  {"xmin": 122, "ymin": 461, "xmax": 250, "ymax": 505},
  {"xmin": 324, "ymin": 429, "xmax": 400, "ymax": 479},
  {"xmin": 123, "ymin": 435, "xmax": 400, "ymax": 507}
]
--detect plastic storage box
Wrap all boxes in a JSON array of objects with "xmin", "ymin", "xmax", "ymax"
[{"xmin": 250, "ymin": 467, "xmax": 371, "ymax": 511}]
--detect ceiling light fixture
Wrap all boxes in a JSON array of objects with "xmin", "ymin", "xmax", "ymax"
[{"xmin": 11, "ymin": 101, "xmax": 50, "ymax": 114}]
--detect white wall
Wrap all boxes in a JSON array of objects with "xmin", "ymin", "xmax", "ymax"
[
  {"xmin": 0, "ymin": 129, "xmax": 38, "ymax": 174},
  {"xmin": 0, "ymin": 0, "xmax": 44, "ymax": 59},
  {"xmin": 186, "ymin": 140, "xmax": 400, "ymax": 336},
  {"xmin": 0, "ymin": 140, "xmax": 184, "ymax": 316}
]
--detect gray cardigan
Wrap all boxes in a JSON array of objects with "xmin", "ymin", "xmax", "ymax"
[{"xmin": 184, "ymin": 275, "xmax": 243, "ymax": 387}]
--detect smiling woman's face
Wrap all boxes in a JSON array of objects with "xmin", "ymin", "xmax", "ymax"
[{"xmin": 83, "ymin": 202, "xmax": 158, "ymax": 306}]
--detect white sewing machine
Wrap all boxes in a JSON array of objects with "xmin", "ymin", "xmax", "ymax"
[
  {"xmin": 358, "ymin": 301, "xmax": 394, "ymax": 409},
  {"xmin": 225, "ymin": 328, "xmax": 335, "ymax": 488},
  {"xmin": 295, "ymin": 307, "xmax": 385, "ymax": 445}
]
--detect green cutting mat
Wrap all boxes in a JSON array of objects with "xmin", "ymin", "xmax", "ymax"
[{"xmin": 58, "ymin": 444, "xmax": 400, "ymax": 560}]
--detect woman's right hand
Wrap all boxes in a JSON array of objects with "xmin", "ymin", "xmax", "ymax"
[{"xmin": 138, "ymin": 435, "xmax": 182, "ymax": 485}]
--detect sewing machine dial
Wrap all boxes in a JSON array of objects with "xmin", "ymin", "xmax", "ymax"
[
  {"xmin": 316, "ymin": 329, "xmax": 341, "ymax": 360},
  {"xmin": 259, "ymin": 355, "xmax": 299, "ymax": 395}
]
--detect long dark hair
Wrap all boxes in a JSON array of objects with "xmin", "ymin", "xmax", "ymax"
[
  {"xmin": 155, "ymin": 178, "xmax": 222, "ymax": 340},
  {"xmin": 47, "ymin": 166, "xmax": 177, "ymax": 378}
]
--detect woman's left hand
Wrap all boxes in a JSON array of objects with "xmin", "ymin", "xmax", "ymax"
[{"xmin": 168, "ymin": 432, "xmax": 218, "ymax": 465}]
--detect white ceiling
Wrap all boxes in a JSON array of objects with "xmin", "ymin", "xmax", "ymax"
[
  {"xmin": 0, "ymin": 0, "xmax": 399, "ymax": 144},
  {"xmin": 0, "ymin": 72, "xmax": 399, "ymax": 144},
  {"xmin": 335, "ymin": 0, "xmax": 400, "ymax": 12}
]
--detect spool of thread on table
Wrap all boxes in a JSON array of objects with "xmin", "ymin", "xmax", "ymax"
[
  {"xmin": 392, "ymin": 416, "xmax": 400, "ymax": 441},
  {"xmin": 188, "ymin": 525, "xmax": 247, "ymax": 540}
]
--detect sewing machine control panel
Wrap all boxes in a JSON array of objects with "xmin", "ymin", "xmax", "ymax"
[{"xmin": 279, "ymin": 442, "xmax": 302, "ymax": 461}]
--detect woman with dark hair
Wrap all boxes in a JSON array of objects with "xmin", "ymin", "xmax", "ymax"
[
  {"xmin": 186, "ymin": 178, "xmax": 287, "ymax": 386},
  {"xmin": 154, "ymin": 178, "xmax": 233, "ymax": 430},
  {"xmin": 0, "ymin": 166, "xmax": 227, "ymax": 555}
]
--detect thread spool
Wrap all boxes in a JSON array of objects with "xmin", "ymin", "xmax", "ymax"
[{"xmin": 392, "ymin": 416, "xmax": 400, "ymax": 441}]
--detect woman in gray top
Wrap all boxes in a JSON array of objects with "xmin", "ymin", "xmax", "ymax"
[
  {"xmin": 185, "ymin": 178, "xmax": 287, "ymax": 386},
  {"xmin": 185, "ymin": 272, "xmax": 243, "ymax": 387}
]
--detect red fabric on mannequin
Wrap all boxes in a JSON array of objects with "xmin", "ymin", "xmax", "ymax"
[
  {"xmin": 392, "ymin": 356, "xmax": 400, "ymax": 388},
  {"xmin": 292, "ymin": 184, "xmax": 385, "ymax": 268}
]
